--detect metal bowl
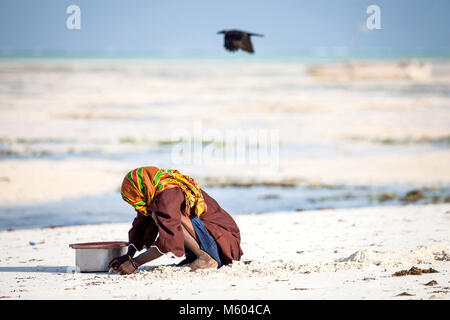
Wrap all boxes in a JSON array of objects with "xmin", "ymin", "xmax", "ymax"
[{"xmin": 69, "ymin": 241, "xmax": 129, "ymax": 272}]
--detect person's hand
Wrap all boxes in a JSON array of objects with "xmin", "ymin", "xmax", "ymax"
[
  {"xmin": 116, "ymin": 258, "xmax": 138, "ymax": 275},
  {"xmin": 108, "ymin": 254, "xmax": 130, "ymax": 271}
]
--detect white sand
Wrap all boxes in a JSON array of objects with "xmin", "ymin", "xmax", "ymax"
[
  {"xmin": 1, "ymin": 59, "xmax": 449, "ymax": 300},
  {"xmin": 1, "ymin": 203, "xmax": 449, "ymax": 300}
]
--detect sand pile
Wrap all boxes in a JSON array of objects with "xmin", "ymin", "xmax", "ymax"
[{"xmin": 337, "ymin": 246, "xmax": 450, "ymax": 267}]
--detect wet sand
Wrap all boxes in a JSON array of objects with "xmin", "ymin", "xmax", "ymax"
[{"xmin": 1, "ymin": 59, "xmax": 449, "ymax": 206}]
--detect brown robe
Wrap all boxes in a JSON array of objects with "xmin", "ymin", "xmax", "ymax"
[{"xmin": 128, "ymin": 187, "xmax": 243, "ymax": 264}]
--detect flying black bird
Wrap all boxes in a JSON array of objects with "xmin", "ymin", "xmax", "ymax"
[{"xmin": 217, "ymin": 29, "xmax": 264, "ymax": 53}]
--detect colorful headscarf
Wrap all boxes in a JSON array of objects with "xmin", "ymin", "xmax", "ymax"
[{"xmin": 120, "ymin": 166, "xmax": 207, "ymax": 217}]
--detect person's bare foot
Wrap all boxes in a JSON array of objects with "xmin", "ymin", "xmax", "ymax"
[{"xmin": 188, "ymin": 252, "xmax": 218, "ymax": 271}]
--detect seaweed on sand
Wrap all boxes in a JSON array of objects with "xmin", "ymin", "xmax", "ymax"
[{"xmin": 393, "ymin": 266, "xmax": 439, "ymax": 277}]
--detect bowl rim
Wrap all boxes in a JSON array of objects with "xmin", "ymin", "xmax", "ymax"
[{"xmin": 69, "ymin": 241, "xmax": 129, "ymax": 249}]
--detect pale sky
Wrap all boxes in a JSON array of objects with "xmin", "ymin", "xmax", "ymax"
[{"xmin": 0, "ymin": 0, "xmax": 449, "ymax": 57}]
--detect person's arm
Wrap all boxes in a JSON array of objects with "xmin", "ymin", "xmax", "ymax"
[
  {"xmin": 126, "ymin": 244, "xmax": 137, "ymax": 257},
  {"xmin": 116, "ymin": 246, "xmax": 163, "ymax": 275},
  {"xmin": 108, "ymin": 211, "xmax": 158, "ymax": 271},
  {"xmin": 116, "ymin": 189, "xmax": 187, "ymax": 275},
  {"xmin": 134, "ymin": 246, "xmax": 164, "ymax": 266}
]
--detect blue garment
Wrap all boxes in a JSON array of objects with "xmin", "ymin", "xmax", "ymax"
[{"xmin": 184, "ymin": 214, "xmax": 225, "ymax": 268}]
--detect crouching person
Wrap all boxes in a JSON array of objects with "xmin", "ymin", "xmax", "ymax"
[{"xmin": 109, "ymin": 166, "xmax": 243, "ymax": 275}]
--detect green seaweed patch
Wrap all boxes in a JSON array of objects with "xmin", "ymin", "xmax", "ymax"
[
  {"xmin": 348, "ymin": 135, "xmax": 450, "ymax": 146},
  {"xmin": 306, "ymin": 182, "xmax": 341, "ymax": 189},
  {"xmin": 371, "ymin": 192, "xmax": 398, "ymax": 202},
  {"xmin": 0, "ymin": 137, "xmax": 74, "ymax": 144},
  {"xmin": 308, "ymin": 194, "xmax": 357, "ymax": 203},
  {"xmin": 119, "ymin": 137, "xmax": 138, "ymax": 144},
  {"xmin": 158, "ymin": 139, "xmax": 183, "ymax": 146},
  {"xmin": 401, "ymin": 190, "xmax": 425, "ymax": 202},
  {"xmin": 118, "ymin": 137, "xmax": 183, "ymax": 146},
  {"xmin": 201, "ymin": 177, "xmax": 302, "ymax": 188},
  {"xmin": 428, "ymin": 195, "xmax": 450, "ymax": 204},
  {"xmin": 118, "ymin": 137, "xmax": 222, "ymax": 147}
]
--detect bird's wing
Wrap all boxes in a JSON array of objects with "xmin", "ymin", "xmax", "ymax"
[
  {"xmin": 236, "ymin": 34, "xmax": 254, "ymax": 53},
  {"xmin": 248, "ymin": 32, "xmax": 264, "ymax": 37}
]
